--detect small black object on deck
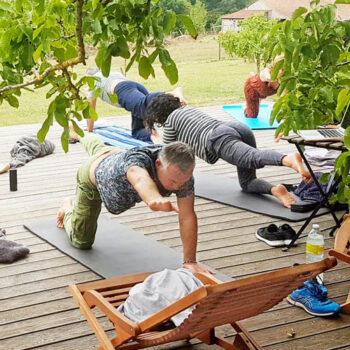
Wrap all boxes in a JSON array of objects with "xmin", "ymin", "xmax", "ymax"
[{"xmin": 9, "ymin": 168, "xmax": 17, "ymax": 191}]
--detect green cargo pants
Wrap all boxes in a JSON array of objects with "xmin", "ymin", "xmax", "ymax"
[{"xmin": 63, "ymin": 134, "xmax": 115, "ymax": 249}]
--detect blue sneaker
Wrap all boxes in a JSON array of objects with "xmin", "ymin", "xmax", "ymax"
[{"xmin": 287, "ymin": 280, "xmax": 341, "ymax": 317}]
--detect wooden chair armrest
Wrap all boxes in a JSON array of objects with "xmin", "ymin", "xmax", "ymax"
[
  {"xmin": 138, "ymin": 286, "xmax": 208, "ymax": 332},
  {"xmin": 84, "ymin": 290, "xmax": 139, "ymax": 336},
  {"xmin": 194, "ymin": 272, "xmax": 222, "ymax": 285},
  {"xmin": 329, "ymin": 249, "xmax": 350, "ymax": 264},
  {"xmin": 77, "ymin": 272, "xmax": 153, "ymax": 292}
]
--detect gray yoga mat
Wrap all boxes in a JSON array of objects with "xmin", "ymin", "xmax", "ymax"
[
  {"xmin": 25, "ymin": 218, "xmax": 230, "ymax": 281},
  {"xmin": 194, "ymin": 172, "xmax": 330, "ymax": 222}
]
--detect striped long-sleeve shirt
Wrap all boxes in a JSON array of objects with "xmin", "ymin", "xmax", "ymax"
[{"xmin": 163, "ymin": 106, "xmax": 221, "ymax": 164}]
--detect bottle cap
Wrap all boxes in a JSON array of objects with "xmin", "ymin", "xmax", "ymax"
[{"xmin": 312, "ymin": 224, "xmax": 319, "ymax": 229}]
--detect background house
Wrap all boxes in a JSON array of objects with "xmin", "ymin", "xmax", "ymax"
[
  {"xmin": 221, "ymin": 10, "xmax": 267, "ymax": 32},
  {"xmin": 221, "ymin": 0, "xmax": 350, "ymax": 32}
]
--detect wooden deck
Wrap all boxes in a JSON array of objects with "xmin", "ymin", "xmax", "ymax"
[{"xmin": 0, "ymin": 106, "xmax": 349, "ymax": 350}]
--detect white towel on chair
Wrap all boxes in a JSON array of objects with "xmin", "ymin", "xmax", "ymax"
[{"xmin": 118, "ymin": 268, "xmax": 203, "ymax": 326}]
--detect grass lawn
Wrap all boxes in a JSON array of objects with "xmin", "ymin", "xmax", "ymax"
[{"xmin": 0, "ymin": 35, "xmax": 258, "ymax": 127}]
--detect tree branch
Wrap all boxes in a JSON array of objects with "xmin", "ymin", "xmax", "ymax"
[
  {"xmin": 53, "ymin": 34, "xmax": 75, "ymax": 42},
  {"xmin": 337, "ymin": 61, "xmax": 350, "ymax": 67},
  {"xmin": 76, "ymin": 0, "xmax": 86, "ymax": 63},
  {"xmin": 0, "ymin": 0, "xmax": 86, "ymax": 95},
  {"xmin": 62, "ymin": 68, "xmax": 80, "ymax": 100},
  {"xmin": 0, "ymin": 57, "xmax": 83, "ymax": 94}
]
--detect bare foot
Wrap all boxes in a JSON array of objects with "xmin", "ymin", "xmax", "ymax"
[
  {"xmin": 282, "ymin": 153, "xmax": 311, "ymax": 181},
  {"xmin": 0, "ymin": 163, "xmax": 10, "ymax": 175},
  {"xmin": 151, "ymin": 131, "xmax": 162, "ymax": 144},
  {"xmin": 69, "ymin": 124, "xmax": 80, "ymax": 142},
  {"xmin": 271, "ymin": 185, "xmax": 296, "ymax": 208},
  {"xmin": 57, "ymin": 198, "xmax": 73, "ymax": 228}
]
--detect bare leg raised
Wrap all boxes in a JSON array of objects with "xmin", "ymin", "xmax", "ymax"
[{"xmin": 282, "ymin": 153, "xmax": 311, "ymax": 181}]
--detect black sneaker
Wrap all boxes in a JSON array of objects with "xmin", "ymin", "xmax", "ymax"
[
  {"xmin": 278, "ymin": 224, "xmax": 297, "ymax": 245},
  {"xmin": 255, "ymin": 224, "xmax": 286, "ymax": 247}
]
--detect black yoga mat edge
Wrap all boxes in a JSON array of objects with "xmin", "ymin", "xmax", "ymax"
[{"xmin": 194, "ymin": 172, "xmax": 330, "ymax": 223}]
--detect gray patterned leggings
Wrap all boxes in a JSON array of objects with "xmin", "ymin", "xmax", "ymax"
[{"xmin": 207, "ymin": 121, "xmax": 284, "ymax": 194}]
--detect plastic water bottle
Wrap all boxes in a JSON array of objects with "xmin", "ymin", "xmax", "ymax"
[{"xmin": 306, "ymin": 224, "xmax": 324, "ymax": 283}]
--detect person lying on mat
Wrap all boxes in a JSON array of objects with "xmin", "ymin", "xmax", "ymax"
[
  {"xmin": 85, "ymin": 68, "xmax": 186, "ymax": 144},
  {"xmin": 144, "ymin": 95, "xmax": 312, "ymax": 209},
  {"xmin": 57, "ymin": 132, "xmax": 209, "ymax": 274}
]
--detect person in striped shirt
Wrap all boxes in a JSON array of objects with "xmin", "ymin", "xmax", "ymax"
[{"xmin": 145, "ymin": 94, "xmax": 311, "ymax": 209}]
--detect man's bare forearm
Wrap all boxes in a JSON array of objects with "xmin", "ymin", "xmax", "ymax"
[{"xmin": 179, "ymin": 211, "xmax": 198, "ymax": 262}]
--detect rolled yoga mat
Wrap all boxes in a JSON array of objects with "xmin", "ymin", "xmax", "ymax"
[
  {"xmin": 222, "ymin": 104, "xmax": 280, "ymax": 130},
  {"xmin": 194, "ymin": 172, "xmax": 330, "ymax": 222},
  {"xmin": 93, "ymin": 125, "xmax": 150, "ymax": 150},
  {"xmin": 24, "ymin": 218, "xmax": 230, "ymax": 280}
]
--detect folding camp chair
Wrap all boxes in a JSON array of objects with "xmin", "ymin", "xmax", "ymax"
[
  {"xmin": 69, "ymin": 258, "xmax": 336, "ymax": 350},
  {"xmin": 329, "ymin": 214, "xmax": 350, "ymax": 313}
]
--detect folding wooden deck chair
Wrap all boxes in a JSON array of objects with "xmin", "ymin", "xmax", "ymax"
[
  {"xmin": 329, "ymin": 214, "xmax": 350, "ymax": 313},
  {"xmin": 69, "ymin": 258, "xmax": 336, "ymax": 350}
]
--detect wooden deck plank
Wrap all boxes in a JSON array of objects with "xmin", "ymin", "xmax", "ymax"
[{"xmin": 0, "ymin": 107, "xmax": 347, "ymax": 349}]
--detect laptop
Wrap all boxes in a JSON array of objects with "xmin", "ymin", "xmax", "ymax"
[{"xmin": 298, "ymin": 103, "xmax": 350, "ymax": 141}]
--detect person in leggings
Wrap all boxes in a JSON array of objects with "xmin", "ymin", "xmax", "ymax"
[
  {"xmin": 86, "ymin": 68, "xmax": 185, "ymax": 143},
  {"xmin": 144, "ymin": 94, "xmax": 311, "ymax": 209}
]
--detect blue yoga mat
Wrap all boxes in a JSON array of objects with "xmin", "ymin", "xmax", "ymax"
[
  {"xmin": 94, "ymin": 125, "xmax": 150, "ymax": 150},
  {"xmin": 223, "ymin": 104, "xmax": 279, "ymax": 130}
]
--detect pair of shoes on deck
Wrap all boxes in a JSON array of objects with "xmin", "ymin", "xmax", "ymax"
[
  {"xmin": 287, "ymin": 280, "xmax": 341, "ymax": 317},
  {"xmin": 255, "ymin": 223, "xmax": 296, "ymax": 247}
]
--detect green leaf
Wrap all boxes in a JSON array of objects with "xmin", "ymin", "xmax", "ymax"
[
  {"xmin": 163, "ymin": 11, "xmax": 176, "ymax": 35},
  {"xmin": 109, "ymin": 39, "xmax": 130, "ymax": 59},
  {"xmin": 71, "ymin": 119, "xmax": 84, "ymax": 137},
  {"xmin": 101, "ymin": 52, "xmax": 111, "ymax": 77},
  {"xmin": 292, "ymin": 7, "xmax": 308, "ymax": 19},
  {"xmin": 33, "ymin": 25, "xmax": 44, "ymax": 40},
  {"xmin": 95, "ymin": 44, "xmax": 111, "ymax": 77},
  {"xmin": 271, "ymin": 59, "xmax": 284, "ymax": 81},
  {"xmin": 319, "ymin": 172, "xmax": 331, "ymax": 184},
  {"xmin": 92, "ymin": 0, "xmax": 99, "ymax": 10},
  {"xmin": 301, "ymin": 45, "xmax": 316, "ymax": 59},
  {"xmin": 93, "ymin": 88, "xmax": 101, "ymax": 99},
  {"xmin": 86, "ymin": 77, "xmax": 96, "ymax": 90},
  {"xmin": 336, "ymin": 88, "xmax": 350, "ymax": 115},
  {"xmin": 335, "ymin": 0, "xmax": 350, "ymax": 3},
  {"xmin": 138, "ymin": 56, "xmax": 153, "ymax": 79},
  {"xmin": 65, "ymin": 44, "xmax": 78, "ymax": 60},
  {"xmin": 89, "ymin": 105, "xmax": 98, "ymax": 121},
  {"xmin": 0, "ymin": 1, "xmax": 13, "ymax": 12},
  {"xmin": 178, "ymin": 14, "xmax": 198, "ymax": 39},
  {"xmin": 91, "ymin": 19, "xmax": 102, "ymax": 34},
  {"xmin": 344, "ymin": 126, "xmax": 350, "ymax": 149},
  {"xmin": 33, "ymin": 44, "xmax": 43, "ymax": 63},
  {"xmin": 158, "ymin": 48, "xmax": 171, "ymax": 66},
  {"xmin": 15, "ymin": 0, "xmax": 23, "ymax": 12},
  {"xmin": 311, "ymin": 0, "xmax": 321, "ymax": 8},
  {"xmin": 148, "ymin": 48, "xmax": 159, "ymax": 63},
  {"xmin": 320, "ymin": 45, "xmax": 340, "ymax": 67},
  {"xmin": 61, "ymin": 127, "xmax": 69, "ymax": 153},
  {"xmin": 7, "ymin": 95, "xmax": 19, "ymax": 108},
  {"xmin": 161, "ymin": 60, "xmax": 178, "ymax": 85},
  {"xmin": 108, "ymin": 93, "xmax": 118, "ymax": 104},
  {"xmin": 37, "ymin": 114, "xmax": 53, "ymax": 143}
]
